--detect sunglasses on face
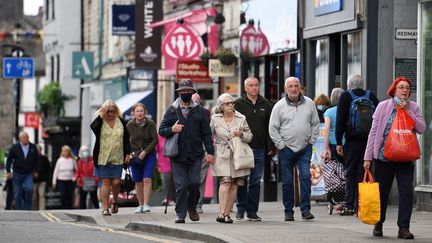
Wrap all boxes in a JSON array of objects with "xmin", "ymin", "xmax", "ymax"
[
  {"xmin": 106, "ymin": 109, "xmax": 116, "ymax": 114},
  {"xmin": 223, "ymin": 102, "xmax": 234, "ymax": 106}
]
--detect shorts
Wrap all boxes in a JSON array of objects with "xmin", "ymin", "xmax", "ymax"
[
  {"xmin": 220, "ymin": 176, "xmax": 245, "ymax": 186},
  {"xmin": 130, "ymin": 152, "xmax": 157, "ymax": 182},
  {"xmin": 94, "ymin": 163, "xmax": 123, "ymax": 179}
]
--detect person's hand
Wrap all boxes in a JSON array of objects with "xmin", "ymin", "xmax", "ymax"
[
  {"xmin": 34, "ymin": 172, "xmax": 39, "ymax": 179},
  {"xmin": 125, "ymin": 154, "xmax": 131, "ymax": 163},
  {"xmin": 52, "ymin": 184, "xmax": 56, "ymax": 191},
  {"xmin": 336, "ymin": 145, "xmax": 344, "ymax": 157},
  {"xmin": 321, "ymin": 149, "xmax": 331, "ymax": 163},
  {"xmin": 268, "ymin": 147, "xmax": 278, "ymax": 156},
  {"xmin": 171, "ymin": 120, "xmax": 184, "ymax": 133},
  {"xmin": 233, "ymin": 130, "xmax": 243, "ymax": 137},
  {"xmin": 138, "ymin": 151, "xmax": 147, "ymax": 160},
  {"xmin": 6, "ymin": 172, "xmax": 12, "ymax": 180},
  {"xmin": 364, "ymin": 160, "xmax": 371, "ymax": 170},
  {"xmin": 399, "ymin": 98, "xmax": 409, "ymax": 110},
  {"xmin": 206, "ymin": 154, "xmax": 215, "ymax": 164}
]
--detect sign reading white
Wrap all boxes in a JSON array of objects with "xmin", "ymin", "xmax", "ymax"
[
  {"xmin": 395, "ymin": 29, "xmax": 417, "ymax": 40},
  {"xmin": 208, "ymin": 59, "xmax": 235, "ymax": 77}
]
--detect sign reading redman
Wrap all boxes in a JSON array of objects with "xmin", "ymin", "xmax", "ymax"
[
  {"xmin": 176, "ymin": 60, "xmax": 211, "ymax": 83},
  {"xmin": 135, "ymin": 0, "xmax": 162, "ymax": 68}
]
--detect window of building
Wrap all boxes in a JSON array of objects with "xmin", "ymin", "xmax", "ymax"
[
  {"xmin": 45, "ymin": 0, "xmax": 49, "ymax": 20},
  {"xmin": 56, "ymin": 54, "xmax": 60, "ymax": 81},
  {"xmin": 346, "ymin": 32, "xmax": 362, "ymax": 77},
  {"xmin": 315, "ymin": 38, "xmax": 329, "ymax": 96},
  {"xmin": 50, "ymin": 56, "xmax": 54, "ymax": 81},
  {"xmin": 52, "ymin": 0, "xmax": 55, "ymax": 19}
]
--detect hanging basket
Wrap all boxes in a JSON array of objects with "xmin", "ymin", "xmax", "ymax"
[{"xmin": 216, "ymin": 48, "xmax": 237, "ymax": 65}]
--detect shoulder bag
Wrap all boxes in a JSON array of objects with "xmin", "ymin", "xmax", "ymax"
[{"xmin": 232, "ymin": 120, "xmax": 255, "ymax": 170}]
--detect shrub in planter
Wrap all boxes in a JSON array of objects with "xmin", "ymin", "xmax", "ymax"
[{"xmin": 215, "ymin": 48, "xmax": 237, "ymax": 65}]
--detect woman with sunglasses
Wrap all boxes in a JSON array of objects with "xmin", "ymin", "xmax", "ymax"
[
  {"xmin": 210, "ymin": 93, "xmax": 253, "ymax": 223},
  {"xmin": 91, "ymin": 99, "xmax": 130, "ymax": 216}
]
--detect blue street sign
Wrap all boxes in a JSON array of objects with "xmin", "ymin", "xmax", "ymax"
[{"xmin": 3, "ymin": 57, "xmax": 35, "ymax": 79}]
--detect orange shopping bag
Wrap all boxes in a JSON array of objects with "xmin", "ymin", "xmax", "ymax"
[
  {"xmin": 358, "ymin": 169, "xmax": 380, "ymax": 225},
  {"xmin": 383, "ymin": 106, "xmax": 420, "ymax": 162}
]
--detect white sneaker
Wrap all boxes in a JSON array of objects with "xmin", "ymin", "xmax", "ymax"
[
  {"xmin": 143, "ymin": 204, "xmax": 151, "ymax": 213},
  {"xmin": 134, "ymin": 206, "xmax": 144, "ymax": 213}
]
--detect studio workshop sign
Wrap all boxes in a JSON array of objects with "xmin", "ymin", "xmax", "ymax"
[{"xmin": 176, "ymin": 60, "xmax": 211, "ymax": 83}]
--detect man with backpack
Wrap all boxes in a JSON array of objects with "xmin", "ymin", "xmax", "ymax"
[{"xmin": 336, "ymin": 74, "xmax": 379, "ymax": 216}]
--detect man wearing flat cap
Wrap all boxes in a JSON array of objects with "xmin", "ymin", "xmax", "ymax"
[{"xmin": 159, "ymin": 79, "xmax": 215, "ymax": 223}]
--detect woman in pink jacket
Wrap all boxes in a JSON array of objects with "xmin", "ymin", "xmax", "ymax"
[
  {"xmin": 156, "ymin": 135, "xmax": 175, "ymax": 205},
  {"xmin": 364, "ymin": 77, "xmax": 426, "ymax": 239},
  {"xmin": 74, "ymin": 145, "xmax": 99, "ymax": 209}
]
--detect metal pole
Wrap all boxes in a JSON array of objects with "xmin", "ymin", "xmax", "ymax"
[{"xmin": 15, "ymin": 78, "xmax": 21, "ymax": 141}]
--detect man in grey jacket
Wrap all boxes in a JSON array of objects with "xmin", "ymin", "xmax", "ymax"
[{"xmin": 269, "ymin": 77, "xmax": 320, "ymax": 221}]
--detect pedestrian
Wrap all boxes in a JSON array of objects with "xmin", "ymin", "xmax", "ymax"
[
  {"xmin": 234, "ymin": 76, "xmax": 274, "ymax": 221},
  {"xmin": 269, "ymin": 77, "xmax": 320, "ymax": 221},
  {"xmin": 159, "ymin": 79, "xmax": 214, "ymax": 223},
  {"xmin": 126, "ymin": 103, "xmax": 158, "ymax": 214},
  {"xmin": 52, "ymin": 145, "xmax": 77, "ymax": 209},
  {"xmin": 156, "ymin": 134, "xmax": 175, "ymax": 206},
  {"xmin": 74, "ymin": 145, "xmax": 99, "ymax": 209},
  {"xmin": 32, "ymin": 144, "xmax": 51, "ymax": 210},
  {"xmin": 335, "ymin": 74, "xmax": 379, "ymax": 215},
  {"xmin": 91, "ymin": 99, "xmax": 130, "ymax": 216},
  {"xmin": 314, "ymin": 94, "xmax": 331, "ymax": 123},
  {"xmin": 6, "ymin": 132, "xmax": 39, "ymax": 210},
  {"xmin": 211, "ymin": 93, "xmax": 253, "ymax": 223},
  {"xmin": 192, "ymin": 93, "xmax": 211, "ymax": 214},
  {"xmin": 321, "ymin": 88, "xmax": 345, "ymax": 162},
  {"xmin": 363, "ymin": 77, "xmax": 425, "ymax": 239}
]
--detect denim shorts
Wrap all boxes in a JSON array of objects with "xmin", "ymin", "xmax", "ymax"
[
  {"xmin": 129, "ymin": 152, "xmax": 157, "ymax": 182},
  {"xmin": 94, "ymin": 163, "xmax": 123, "ymax": 179}
]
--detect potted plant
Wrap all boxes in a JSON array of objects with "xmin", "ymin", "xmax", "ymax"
[
  {"xmin": 36, "ymin": 82, "xmax": 74, "ymax": 118},
  {"xmin": 215, "ymin": 47, "xmax": 237, "ymax": 65},
  {"xmin": 199, "ymin": 51, "xmax": 213, "ymax": 67}
]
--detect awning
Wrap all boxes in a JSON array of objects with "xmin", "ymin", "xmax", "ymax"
[{"xmin": 115, "ymin": 90, "xmax": 155, "ymax": 121}]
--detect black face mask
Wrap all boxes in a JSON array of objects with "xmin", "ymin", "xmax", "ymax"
[{"xmin": 180, "ymin": 93, "xmax": 193, "ymax": 103}]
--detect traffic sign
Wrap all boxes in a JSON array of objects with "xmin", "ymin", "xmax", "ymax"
[
  {"xmin": 72, "ymin": 51, "xmax": 94, "ymax": 80},
  {"xmin": 2, "ymin": 57, "xmax": 34, "ymax": 79}
]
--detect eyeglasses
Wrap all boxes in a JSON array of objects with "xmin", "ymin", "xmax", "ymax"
[
  {"xmin": 106, "ymin": 109, "xmax": 116, "ymax": 114},
  {"xmin": 223, "ymin": 102, "xmax": 234, "ymax": 106},
  {"xmin": 396, "ymin": 86, "xmax": 410, "ymax": 90}
]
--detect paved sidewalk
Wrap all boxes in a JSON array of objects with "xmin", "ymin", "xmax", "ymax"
[{"xmin": 62, "ymin": 202, "xmax": 432, "ymax": 243}]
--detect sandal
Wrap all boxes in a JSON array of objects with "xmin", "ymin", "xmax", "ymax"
[
  {"xmin": 102, "ymin": 209, "xmax": 111, "ymax": 216},
  {"xmin": 216, "ymin": 214, "xmax": 225, "ymax": 223},
  {"xmin": 111, "ymin": 203, "xmax": 119, "ymax": 214},
  {"xmin": 224, "ymin": 215, "xmax": 233, "ymax": 223}
]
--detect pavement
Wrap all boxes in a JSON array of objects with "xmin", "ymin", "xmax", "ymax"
[{"xmin": 60, "ymin": 202, "xmax": 432, "ymax": 243}]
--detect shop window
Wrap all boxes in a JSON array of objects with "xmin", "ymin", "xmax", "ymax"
[
  {"xmin": 419, "ymin": 2, "xmax": 432, "ymax": 185},
  {"xmin": 347, "ymin": 32, "xmax": 362, "ymax": 77},
  {"xmin": 315, "ymin": 38, "xmax": 329, "ymax": 96}
]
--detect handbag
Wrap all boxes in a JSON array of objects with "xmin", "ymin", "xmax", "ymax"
[
  {"xmin": 82, "ymin": 177, "xmax": 97, "ymax": 192},
  {"xmin": 232, "ymin": 121, "xmax": 254, "ymax": 170},
  {"xmin": 163, "ymin": 133, "xmax": 179, "ymax": 157},
  {"xmin": 358, "ymin": 169, "xmax": 380, "ymax": 225},
  {"xmin": 383, "ymin": 106, "xmax": 420, "ymax": 162},
  {"xmin": 121, "ymin": 168, "xmax": 135, "ymax": 196}
]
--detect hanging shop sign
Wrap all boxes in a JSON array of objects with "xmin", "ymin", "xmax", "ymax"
[
  {"xmin": 208, "ymin": 59, "xmax": 235, "ymax": 77},
  {"xmin": 395, "ymin": 29, "xmax": 417, "ymax": 40},
  {"xmin": 112, "ymin": 5, "xmax": 135, "ymax": 35},
  {"xmin": 135, "ymin": 0, "xmax": 162, "ymax": 68},
  {"xmin": 176, "ymin": 60, "xmax": 211, "ymax": 83},
  {"xmin": 162, "ymin": 23, "xmax": 204, "ymax": 60},
  {"xmin": 240, "ymin": 22, "xmax": 270, "ymax": 57},
  {"xmin": 24, "ymin": 112, "xmax": 40, "ymax": 128}
]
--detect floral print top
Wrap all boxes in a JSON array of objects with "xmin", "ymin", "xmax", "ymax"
[
  {"xmin": 98, "ymin": 117, "xmax": 124, "ymax": 165},
  {"xmin": 378, "ymin": 107, "xmax": 397, "ymax": 161}
]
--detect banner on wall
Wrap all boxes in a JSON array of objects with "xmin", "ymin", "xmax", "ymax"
[
  {"xmin": 112, "ymin": 5, "xmax": 135, "ymax": 35},
  {"xmin": 311, "ymin": 123, "xmax": 326, "ymax": 196}
]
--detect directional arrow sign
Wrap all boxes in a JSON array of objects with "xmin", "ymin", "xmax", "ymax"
[
  {"xmin": 72, "ymin": 51, "xmax": 94, "ymax": 80},
  {"xmin": 3, "ymin": 58, "xmax": 35, "ymax": 79}
]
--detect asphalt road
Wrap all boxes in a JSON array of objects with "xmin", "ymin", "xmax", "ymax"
[{"xmin": 0, "ymin": 211, "xmax": 202, "ymax": 243}]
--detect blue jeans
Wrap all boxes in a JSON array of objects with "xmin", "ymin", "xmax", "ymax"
[
  {"xmin": 236, "ymin": 148, "xmax": 265, "ymax": 216},
  {"xmin": 171, "ymin": 158, "xmax": 202, "ymax": 219},
  {"xmin": 12, "ymin": 172, "xmax": 33, "ymax": 210},
  {"xmin": 279, "ymin": 144, "xmax": 312, "ymax": 214}
]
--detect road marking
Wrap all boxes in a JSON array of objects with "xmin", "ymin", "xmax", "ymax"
[{"xmin": 39, "ymin": 212, "xmax": 181, "ymax": 243}]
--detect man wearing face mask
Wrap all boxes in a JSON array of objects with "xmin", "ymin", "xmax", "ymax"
[{"xmin": 159, "ymin": 79, "xmax": 215, "ymax": 223}]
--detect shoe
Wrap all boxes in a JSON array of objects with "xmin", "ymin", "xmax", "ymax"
[
  {"xmin": 398, "ymin": 228, "xmax": 414, "ymax": 239},
  {"xmin": 188, "ymin": 209, "xmax": 200, "ymax": 221},
  {"xmin": 247, "ymin": 214, "xmax": 262, "ymax": 221},
  {"xmin": 143, "ymin": 204, "xmax": 151, "ymax": 213},
  {"xmin": 284, "ymin": 213, "xmax": 294, "ymax": 221},
  {"xmin": 301, "ymin": 211, "xmax": 315, "ymax": 220},
  {"xmin": 372, "ymin": 223, "xmax": 383, "ymax": 237},
  {"xmin": 196, "ymin": 207, "xmax": 203, "ymax": 214},
  {"xmin": 224, "ymin": 215, "xmax": 233, "ymax": 223},
  {"xmin": 102, "ymin": 209, "xmax": 111, "ymax": 216},
  {"xmin": 339, "ymin": 208, "xmax": 354, "ymax": 216},
  {"xmin": 175, "ymin": 216, "xmax": 185, "ymax": 224},
  {"xmin": 111, "ymin": 203, "xmax": 118, "ymax": 214},
  {"xmin": 236, "ymin": 209, "xmax": 245, "ymax": 220},
  {"xmin": 216, "ymin": 214, "xmax": 225, "ymax": 223},
  {"xmin": 134, "ymin": 206, "xmax": 144, "ymax": 213}
]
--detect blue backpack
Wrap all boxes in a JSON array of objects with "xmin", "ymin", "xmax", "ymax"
[{"xmin": 347, "ymin": 90, "xmax": 376, "ymax": 138}]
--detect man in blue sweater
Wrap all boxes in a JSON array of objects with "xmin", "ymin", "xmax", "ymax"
[{"xmin": 6, "ymin": 132, "xmax": 39, "ymax": 210}]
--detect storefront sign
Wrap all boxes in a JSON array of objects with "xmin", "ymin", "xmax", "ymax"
[
  {"xmin": 176, "ymin": 60, "xmax": 211, "ymax": 83},
  {"xmin": 112, "ymin": 5, "xmax": 135, "ymax": 35},
  {"xmin": 395, "ymin": 29, "xmax": 417, "ymax": 40},
  {"xmin": 162, "ymin": 23, "xmax": 204, "ymax": 60},
  {"xmin": 395, "ymin": 58, "xmax": 417, "ymax": 91},
  {"xmin": 314, "ymin": 0, "xmax": 342, "ymax": 16},
  {"xmin": 24, "ymin": 112, "xmax": 40, "ymax": 128},
  {"xmin": 135, "ymin": 0, "xmax": 162, "ymax": 68},
  {"xmin": 240, "ymin": 22, "xmax": 270, "ymax": 57},
  {"xmin": 208, "ymin": 59, "xmax": 235, "ymax": 77}
]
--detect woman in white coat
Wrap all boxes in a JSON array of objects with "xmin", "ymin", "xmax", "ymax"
[{"xmin": 210, "ymin": 93, "xmax": 253, "ymax": 223}]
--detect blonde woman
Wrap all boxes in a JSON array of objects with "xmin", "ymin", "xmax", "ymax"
[
  {"xmin": 91, "ymin": 100, "xmax": 130, "ymax": 216},
  {"xmin": 210, "ymin": 93, "xmax": 253, "ymax": 223},
  {"xmin": 52, "ymin": 145, "xmax": 77, "ymax": 209}
]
